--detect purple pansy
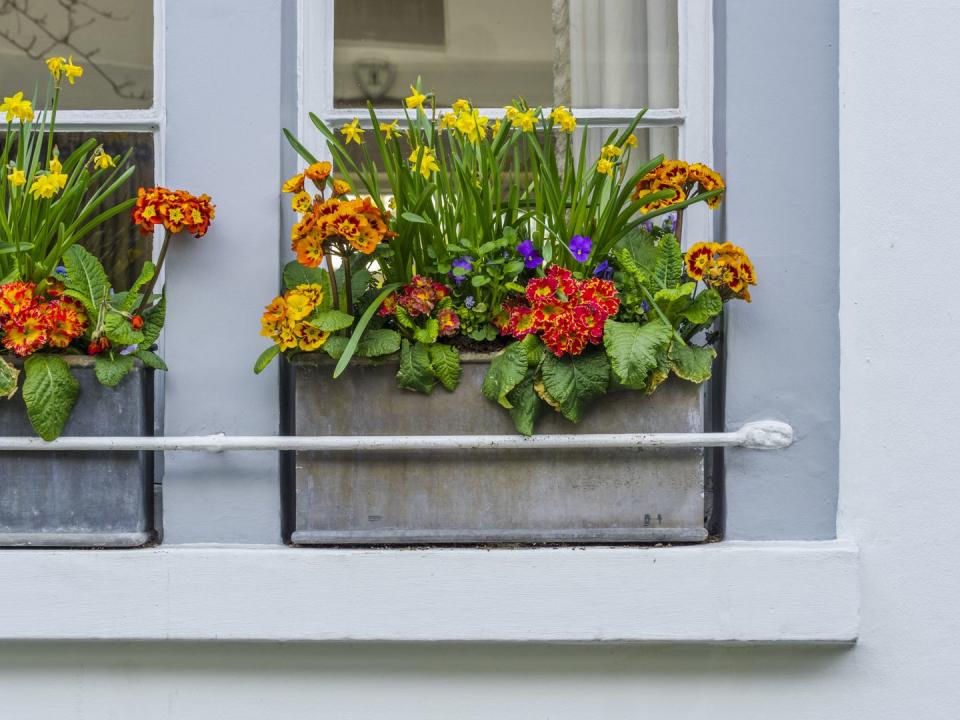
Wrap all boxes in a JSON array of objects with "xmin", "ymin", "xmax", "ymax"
[
  {"xmin": 516, "ymin": 239, "xmax": 543, "ymax": 269},
  {"xmin": 450, "ymin": 255, "xmax": 474, "ymax": 285},
  {"xmin": 465, "ymin": 295, "xmax": 475, "ymax": 309},
  {"xmin": 592, "ymin": 260, "xmax": 613, "ymax": 279},
  {"xmin": 662, "ymin": 214, "xmax": 676, "ymax": 232},
  {"xmin": 569, "ymin": 235, "xmax": 592, "ymax": 263},
  {"xmin": 641, "ymin": 220, "xmax": 654, "ymax": 233}
]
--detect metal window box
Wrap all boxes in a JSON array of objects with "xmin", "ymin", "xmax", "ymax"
[
  {"xmin": 0, "ymin": 357, "xmax": 155, "ymax": 548},
  {"xmin": 288, "ymin": 354, "xmax": 708, "ymax": 545}
]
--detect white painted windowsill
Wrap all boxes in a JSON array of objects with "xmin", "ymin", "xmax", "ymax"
[{"xmin": 0, "ymin": 540, "xmax": 858, "ymax": 643}]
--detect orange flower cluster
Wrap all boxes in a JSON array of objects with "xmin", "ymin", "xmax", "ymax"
[
  {"xmin": 283, "ymin": 162, "xmax": 391, "ymax": 269},
  {"xmin": 631, "ymin": 160, "xmax": 725, "ymax": 213},
  {"xmin": 132, "ymin": 187, "xmax": 215, "ymax": 237},
  {"xmin": 0, "ymin": 281, "xmax": 88, "ymax": 356},
  {"xmin": 260, "ymin": 283, "xmax": 330, "ymax": 352},
  {"xmin": 684, "ymin": 242, "xmax": 757, "ymax": 302},
  {"xmin": 496, "ymin": 265, "xmax": 620, "ymax": 357}
]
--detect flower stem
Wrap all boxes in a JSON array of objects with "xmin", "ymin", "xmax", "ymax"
[
  {"xmin": 46, "ymin": 83, "xmax": 61, "ymax": 167},
  {"xmin": 136, "ymin": 229, "xmax": 171, "ymax": 316},
  {"xmin": 325, "ymin": 253, "xmax": 340, "ymax": 310},
  {"xmin": 343, "ymin": 252, "xmax": 353, "ymax": 311},
  {"xmin": 675, "ymin": 207, "xmax": 685, "ymax": 245}
]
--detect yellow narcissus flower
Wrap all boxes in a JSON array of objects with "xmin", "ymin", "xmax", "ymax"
[
  {"xmin": 1, "ymin": 91, "xmax": 33, "ymax": 123},
  {"xmin": 6, "ymin": 168, "xmax": 25, "ymax": 187},
  {"xmin": 379, "ymin": 120, "xmax": 400, "ymax": 139},
  {"xmin": 93, "ymin": 149, "xmax": 115, "ymax": 170},
  {"xmin": 596, "ymin": 158, "xmax": 615, "ymax": 175},
  {"xmin": 451, "ymin": 98, "xmax": 471, "ymax": 113},
  {"xmin": 408, "ymin": 146, "xmax": 439, "ymax": 179},
  {"xmin": 29, "ymin": 175, "xmax": 61, "ymax": 200},
  {"xmin": 503, "ymin": 105, "xmax": 519, "ymax": 122},
  {"xmin": 601, "ymin": 144, "xmax": 623, "ymax": 159},
  {"xmin": 45, "ymin": 56, "xmax": 66, "ymax": 80},
  {"xmin": 455, "ymin": 109, "xmax": 489, "ymax": 143},
  {"xmin": 439, "ymin": 113, "xmax": 457, "ymax": 130},
  {"xmin": 491, "ymin": 119, "xmax": 502, "ymax": 135},
  {"xmin": 511, "ymin": 108, "xmax": 537, "ymax": 133},
  {"xmin": 49, "ymin": 157, "xmax": 62, "ymax": 174},
  {"xmin": 63, "ymin": 56, "xmax": 84, "ymax": 84},
  {"xmin": 405, "ymin": 85, "xmax": 428, "ymax": 110},
  {"xmin": 291, "ymin": 191, "xmax": 312, "ymax": 213},
  {"xmin": 550, "ymin": 105, "xmax": 577, "ymax": 133},
  {"xmin": 340, "ymin": 118, "xmax": 364, "ymax": 145},
  {"xmin": 625, "ymin": 133, "xmax": 638, "ymax": 148}
]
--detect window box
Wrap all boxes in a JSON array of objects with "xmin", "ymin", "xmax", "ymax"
[
  {"xmin": 0, "ymin": 358, "xmax": 154, "ymax": 548},
  {"xmin": 288, "ymin": 353, "xmax": 707, "ymax": 545}
]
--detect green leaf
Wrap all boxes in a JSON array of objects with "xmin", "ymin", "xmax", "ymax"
[
  {"xmin": 355, "ymin": 328, "xmax": 400, "ymax": 358},
  {"xmin": 104, "ymin": 312, "xmax": 145, "ymax": 346},
  {"xmin": 308, "ymin": 309, "xmax": 355, "ymax": 332},
  {"xmin": 506, "ymin": 372, "xmax": 542, "ymax": 436},
  {"xmin": 470, "ymin": 275, "xmax": 491, "ymax": 287},
  {"xmin": 134, "ymin": 349, "xmax": 168, "ymax": 371},
  {"xmin": 428, "ymin": 343, "xmax": 461, "ymax": 391},
  {"xmin": 253, "ymin": 345, "xmax": 280, "ymax": 374},
  {"xmin": 396, "ymin": 339, "xmax": 436, "ymax": 394},
  {"xmin": 95, "ymin": 353, "xmax": 135, "ymax": 387},
  {"xmin": 413, "ymin": 317, "xmax": 439, "ymax": 344},
  {"xmin": 323, "ymin": 335, "xmax": 349, "ymax": 360},
  {"xmin": 401, "ymin": 211, "xmax": 430, "ymax": 224},
  {"xmin": 283, "ymin": 261, "xmax": 327, "ymax": 290},
  {"xmin": 521, "ymin": 333, "xmax": 544, "ymax": 366},
  {"xmin": 63, "ymin": 244, "xmax": 111, "ymax": 317},
  {"xmin": 653, "ymin": 233, "xmax": 683, "ymax": 289},
  {"xmin": 118, "ymin": 261, "xmax": 155, "ymax": 312},
  {"xmin": 22, "ymin": 355, "xmax": 79, "ymax": 441},
  {"xmin": 139, "ymin": 291, "xmax": 165, "ymax": 347},
  {"xmin": 603, "ymin": 318, "xmax": 674, "ymax": 387},
  {"xmin": 334, "ymin": 283, "xmax": 402, "ymax": 378},
  {"xmin": 481, "ymin": 341, "xmax": 528, "ymax": 409},
  {"xmin": 0, "ymin": 355, "xmax": 19, "ymax": 400},
  {"xmin": 669, "ymin": 342, "xmax": 716, "ymax": 383},
  {"xmin": 682, "ymin": 288, "xmax": 723, "ymax": 324},
  {"xmin": 654, "ymin": 282, "xmax": 695, "ymax": 322},
  {"xmin": 540, "ymin": 350, "xmax": 610, "ymax": 423}
]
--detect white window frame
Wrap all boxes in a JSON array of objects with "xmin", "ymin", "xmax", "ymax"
[{"xmin": 298, "ymin": 0, "xmax": 714, "ymax": 245}]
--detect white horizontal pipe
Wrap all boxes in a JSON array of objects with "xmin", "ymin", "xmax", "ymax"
[{"xmin": 0, "ymin": 421, "xmax": 792, "ymax": 453}]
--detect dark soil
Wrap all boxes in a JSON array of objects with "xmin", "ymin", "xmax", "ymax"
[{"xmin": 446, "ymin": 335, "xmax": 510, "ymax": 354}]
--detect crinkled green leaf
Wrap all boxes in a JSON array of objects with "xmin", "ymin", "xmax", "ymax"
[
  {"xmin": 139, "ymin": 291, "xmax": 165, "ymax": 347},
  {"xmin": 654, "ymin": 282, "xmax": 695, "ymax": 323},
  {"xmin": 603, "ymin": 318, "xmax": 673, "ymax": 387},
  {"xmin": 308, "ymin": 309, "xmax": 354, "ymax": 332},
  {"xmin": 682, "ymin": 288, "xmax": 723, "ymax": 324},
  {"xmin": 653, "ymin": 233, "xmax": 683, "ymax": 289},
  {"xmin": 95, "ymin": 353, "xmax": 135, "ymax": 387},
  {"xmin": 428, "ymin": 343, "xmax": 461, "ymax": 392},
  {"xmin": 396, "ymin": 339, "xmax": 436, "ymax": 394},
  {"xmin": 521, "ymin": 333, "xmax": 544, "ymax": 366},
  {"xmin": 669, "ymin": 342, "xmax": 716, "ymax": 383},
  {"xmin": 412, "ymin": 317, "xmax": 439, "ymax": 344},
  {"xmin": 22, "ymin": 355, "xmax": 79, "ymax": 441},
  {"xmin": 355, "ymin": 328, "xmax": 401, "ymax": 358},
  {"xmin": 104, "ymin": 312, "xmax": 145, "ymax": 346},
  {"xmin": 540, "ymin": 350, "xmax": 610, "ymax": 423},
  {"xmin": 253, "ymin": 345, "xmax": 280, "ymax": 374},
  {"xmin": 506, "ymin": 372, "xmax": 542, "ymax": 436},
  {"xmin": 135, "ymin": 349, "xmax": 168, "ymax": 371},
  {"xmin": 481, "ymin": 341, "xmax": 528, "ymax": 409},
  {"xmin": 63, "ymin": 244, "xmax": 111, "ymax": 317},
  {"xmin": 322, "ymin": 335, "xmax": 349, "ymax": 360},
  {"xmin": 0, "ymin": 355, "xmax": 19, "ymax": 399}
]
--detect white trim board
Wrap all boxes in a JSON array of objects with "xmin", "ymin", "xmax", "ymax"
[{"xmin": 0, "ymin": 540, "xmax": 858, "ymax": 643}]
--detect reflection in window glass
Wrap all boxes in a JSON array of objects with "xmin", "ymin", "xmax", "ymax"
[
  {"xmin": 52, "ymin": 132, "xmax": 154, "ymax": 289},
  {"xmin": 333, "ymin": 0, "xmax": 677, "ymax": 110},
  {"xmin": 0, "ymin": 0, "xmax": 153, "ymax": 110}
]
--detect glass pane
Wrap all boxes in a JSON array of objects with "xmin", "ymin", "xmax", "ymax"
[
  {"xmin": 333, "ymin": 0, "xmax": 677, "ymax": 109},
  {"xmin": 54, "ymin": 132, "xmax": 155, "ymax": 289},
  {"xmin": 0, "ymin": 1, "xmax": 153, "ymax": 110}
]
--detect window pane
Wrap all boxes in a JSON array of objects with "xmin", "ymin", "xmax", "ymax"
[
  {"xmin": 333, "ymin": 0, "xmax": 677, "ymax": 109},
  {"xmin": 54, "ymin": 132, "xmax": 155, "ymax": 289},
  {"xmin": 0, "ymin": 1, "xmax": 153, "ymax": 110}
]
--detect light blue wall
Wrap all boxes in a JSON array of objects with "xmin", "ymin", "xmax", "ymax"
[{"xmin": 720, "ymin": 0, "xmax": 840, "ymax": 539}]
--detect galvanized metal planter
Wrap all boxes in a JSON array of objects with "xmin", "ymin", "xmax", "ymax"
[
  {"xmin": 289, "ymin": 353, "xmax": 707, "ymax": 545},
  {"xmin": 0, "ymin": 357, "xmax": 155, "ymax": 548}
]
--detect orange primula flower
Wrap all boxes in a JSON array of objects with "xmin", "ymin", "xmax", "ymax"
[{"xmin": 132, "ymin": 187, "xmax": 215, "ymax": 237}]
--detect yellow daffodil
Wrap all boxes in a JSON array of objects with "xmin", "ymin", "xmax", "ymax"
[
  {"xmin": 340, "ymin": 118, "xmax": 365, "ymax": 145},
  {"xmin": 439, "ymin": 113, "xmax": 457, "ymax": 130},
  {"xmin": 49, "ymin": 157, "xmax": 62, "ymax": 174},
  {"xmin": 408, "ymin": 146, "xmax": 439, "ymax": 179},
  {"xmin": 601, "ymin": 144, "xmax": 623, "ymax": 159},
  {"xmin": 455, "ymin": 109, "xmax": 489, "ymax": 143},
  {"xmin": 491, "ymin": 119, "xmax": 502, "ymax": 135},
  {"xmin": 503, "ymin": 105, "xmax": 519, "ymax": 122},
  {"xmin": 0, "ymin": 91, "xmax": 33, "ymax": 123},
  {"xmin": 6, "ymin": 168, "xmax": 25, "ymax": 187},
  {"xmin": 46, "ymin": 56, "xmax": 66, "ymax": 80},
  {"xmin": 29, "ymin": 174, "xmax": 61, "ymax": 200},
  {"xmin": 596, "ymin": 158, "xmax": 615, "ymax": 175},
  {"xmin": 63, "ymin": 56, "xmax": 84, "ymax": 84},
  {"xmin": 452, "ymin": 98, "xmax": 471, "ymax": 113},
  {"xmin": 626, "ymin": 133, "xmax": 638, "ymax": 148},
  {"xmin": 92, "ymin": 149, "xmax": 115, "ymax": 170},
  {"xmin": 550, "ymin": 105, "xmax": 577, "ymax": 133},
  {"xmin": 405, "ymin": 85, "xmax": 428, "ymax": 110},
  {"xmin": 379, "ymin": 120, "xmax": 400, "ymax": 139},
  {"xmin": 511, "ymin": 108, "xmax": 537, "ymax": 133}
]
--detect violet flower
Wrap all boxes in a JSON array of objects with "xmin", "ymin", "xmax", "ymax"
[
  {"xmin": 450, "ymin": 255, "xmax": 474, "ymax": 285},
  {"xmin": 593, "ymin": 260, "xmax": 613, "ymax": 279},
  {"xmin": 516, "ymin": 239, "xmax": 543, "ymax": 269},
  {"xmin": 569, "ymin": 235, "xmax": 592, "ymax": 263},
  {"xmin": 465, "ymin": 295, "xmax": 475, "ymax": 309}
]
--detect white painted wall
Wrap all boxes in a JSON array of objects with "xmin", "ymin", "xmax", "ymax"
[{"xmin": 2, "ymin": 1, "xmax": 960, "ymax": 717}]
